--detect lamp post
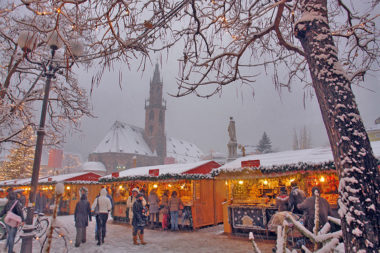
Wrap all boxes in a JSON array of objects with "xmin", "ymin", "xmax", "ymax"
[{"xmin": 17, "ymin": 30, "xmax": 83, "ymax": 253}]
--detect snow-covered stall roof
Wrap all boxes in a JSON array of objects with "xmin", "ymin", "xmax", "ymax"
[
  {"xmin": 82, "ymin": 161, "xmax": 106, "ymax": 172},
  {"xmin": 0, "ymin": 178, "xmax": 32, "ymax": 187},
  {"xmin": 215, "ymin": 141, "xmax": 380, "ymax": 174},
  {"xmin": 167, "ymin": 137, "xmax": 204, "ymax": 163},
  {"xmin": 93, "ymin": 121, "xmax": 155, "ymax": 156},
  {"xmin": 100, "ymin": 160, "xmax": 220, "ymax": 182},
  {"xmin": 38, "ymin": 172, "xmax": 101, "ymax": 184}
]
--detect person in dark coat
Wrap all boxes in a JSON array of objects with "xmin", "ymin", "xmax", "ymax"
[
  {"xmin": 275, "ymin": 188, "xmax": 289, "ymax": 212},
  {"xmin": 0, "ymin": 191, "xmax": 24, "ymax": 253},
  {"xmin": 297, "ymin": 186, "xmax": 334, "ymax": 232},
  {"xmin": 288, "ymin": 182, "xmax": 306, "ymax": 215},
  {"xmin": 132, "ymin": 193, "xmax": 147, "ymax": 245},
  {"xmin": 74, "ymin": 194, "xmax": 92, "ymax": 247}
]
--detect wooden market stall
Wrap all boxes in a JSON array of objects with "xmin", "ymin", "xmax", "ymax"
[
  {"xmin": 99, "ymin": 160, "xmax": 224, "ymax": 229},
  {"xmin": 0, "ymin": 172, "xmax": 102, "ymax": 215},
  {"xmin": 216, "ymin": 141, "xmax": 380, "ymax": 235}
]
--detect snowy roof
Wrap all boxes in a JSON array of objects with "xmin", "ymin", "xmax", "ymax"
[
  {"xmin": 217, "ymin": 141, "xmax": 380, "ymax": 172},
  {"xmin": 93, "ymin": 121, "xmax": 155, "ymax": 156},
  {"xmin": 367, "ymin": 124, "xmax": 380, "ymax": 131},
  {"xmin": 167, "ymin": 137, "xmax": 204, "ymax": 163},
  {"xmin": 101, "ymin": 160, "xmax": 216, "ymax": 181},
  {"xmin": 38, "ymin": 172, "xmax": 100, "ymax": 183},
  {"xmin": 0, "ymin": 178, "xmax": 32, "ymax": 187},
  {"xmin": 92, "ymin": 121, "xmax": 204, "ymax": 163},
  {"xmin": 82, "ymin": 161, "xmax": 106, "ymax": 172}
]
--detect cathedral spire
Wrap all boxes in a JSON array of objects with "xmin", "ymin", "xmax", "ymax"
[{"xmin": 152, "ymin": 63, "xmax": 160, "ymax": 84}]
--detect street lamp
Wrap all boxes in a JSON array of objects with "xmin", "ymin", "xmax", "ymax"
[{"xmin": 17, "ymin": 30, "xmax": 83, "ymax": 253}]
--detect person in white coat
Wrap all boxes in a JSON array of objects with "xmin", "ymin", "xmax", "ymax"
[{"xmin": 92, "ymin": 188, "xmax": 112, "ymax": 246}]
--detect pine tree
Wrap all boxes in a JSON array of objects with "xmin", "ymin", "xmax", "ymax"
[
  {"xmin": 257, "ymin": 132, "xmax": 272, "ymax": 154},
  {"xmin": 0, "ymin": 127, "xmax": 35, "ymax": 179}
]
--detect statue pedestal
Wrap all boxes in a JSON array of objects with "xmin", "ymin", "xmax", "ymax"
[{"xmin": 227, "ymin": 141, "xmax": 238, "ymax": 161}]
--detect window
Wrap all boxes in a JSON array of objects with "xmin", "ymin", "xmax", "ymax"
[{"xmin": 149, "ymin": 110, "xmax": 154, "ymax": 120}]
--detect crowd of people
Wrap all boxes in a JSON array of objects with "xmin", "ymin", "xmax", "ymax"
[
  {"xmin": 0, "ymin": 185, "xmax": 189, "ymax": 251},
  {"xmin": 73, "ymin": 186, "xmax": 187, "ymax": 248}
]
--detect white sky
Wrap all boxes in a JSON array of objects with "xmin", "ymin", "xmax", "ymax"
[{"xmin": 63, "ymin": 56, "xmax": 380, "ymax": 161}]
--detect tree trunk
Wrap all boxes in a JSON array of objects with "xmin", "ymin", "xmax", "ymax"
[{"xmin": 294, "ymin": 0, "xmax": 379, "ymax": 251}]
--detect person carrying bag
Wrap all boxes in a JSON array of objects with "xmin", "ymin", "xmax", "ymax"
[
  {"xmin": 4, "ymin": 200, "xmax": 22, "ymax": 227},
  {"xmin": 0, "ymin": 191, "xmax": 24, "ymax": 253}
]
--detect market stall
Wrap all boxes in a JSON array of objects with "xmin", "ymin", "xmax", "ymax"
[
  {"xmin": 215, "ymin": 141, "xmax": 380, "ymax": 234},
  {"xmin": 100, "ymin": 160, "xmax": 224, "ymax": 229},
  {"xmin": 0, "ymin": 172, "xmax": 102, "ymax": 215}
]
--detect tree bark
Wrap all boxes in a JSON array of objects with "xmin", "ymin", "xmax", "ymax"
[{"xmin": 295, "ymin": 0, "xmax": 379, "ymax": 251}]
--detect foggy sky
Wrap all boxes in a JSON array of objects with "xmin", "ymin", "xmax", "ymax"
[{"xmin": 63, "ymin": 58, "xmax": 380, "ymax": 161}]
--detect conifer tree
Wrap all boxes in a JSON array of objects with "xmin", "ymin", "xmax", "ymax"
[
  {"xmin": 1, "ymin": 127, "xmax": 35, "ymax": 179},
  {"xmin": 257, "ymin": 132, "xmax": 272, "ymax": 154}
]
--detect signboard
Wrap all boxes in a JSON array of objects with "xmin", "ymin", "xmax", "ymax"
[
  {"xmin": 112, "ymin": 172, "xmax": 119, "ymax": 178},
  {"xmin": 149, "ymin": 169, "xmax": 159, "ymax": 177},
  {"xmin": 241, "ymin": 160, "xmax": 260, "ymax": 168}
]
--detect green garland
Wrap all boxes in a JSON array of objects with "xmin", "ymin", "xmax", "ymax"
[{"xmin": 99, "ymin": 173, "xmax": 213, "ymax": 183}]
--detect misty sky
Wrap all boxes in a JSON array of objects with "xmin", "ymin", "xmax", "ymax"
[{"xmin": 63, "ymin": 52, "xmax": 380, "ymax": 162}]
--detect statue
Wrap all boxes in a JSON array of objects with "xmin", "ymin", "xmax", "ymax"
[{"xmin": 227, "ymin": 117, "xmax": 238, "ymax": 159}]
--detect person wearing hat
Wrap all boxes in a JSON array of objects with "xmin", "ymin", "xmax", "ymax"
[
  {"xmin": 132, "ymin": 193, "xmax": 147, "ymax": 245},
  {"xmin": 288, "ymin": 182, "xmax": 306, "ymax": 215},
  {"xmin": 126, "ymin": 188, "xmax": 139, "ymax": 224},
  {"xmin": 275, "ymin": 187, "xmax": 289, "ymax": 212}
]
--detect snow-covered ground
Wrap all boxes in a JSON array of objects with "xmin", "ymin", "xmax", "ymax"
[{"xmin": 1, "ymin": 215, "xmax": 274, "ymax": 253}]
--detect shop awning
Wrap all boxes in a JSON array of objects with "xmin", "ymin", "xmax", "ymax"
[
  {"xmin": 100, "ymin": 160, "xmax": 220, "ymax": 182},
  {"xmin": 215, "ymin": 141, "xmax": 380, "ymax": 175}
]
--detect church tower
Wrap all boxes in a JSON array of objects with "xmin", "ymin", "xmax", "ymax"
[{"xmin": 144, "ymin": 64, "xmax": 167, "ymax": 162}]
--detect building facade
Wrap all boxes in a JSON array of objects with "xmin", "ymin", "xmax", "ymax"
[{"xmin": 88, "ymin": 64, "xmax": 204, "ymax": 174}]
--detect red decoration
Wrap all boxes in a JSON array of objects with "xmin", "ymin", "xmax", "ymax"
[
  {"xmin": 183, "ymin": 161, "xmax": 221, "ymax": 174},
  {"xmin": 241, "ymin": 160, "xmax": 260, "ymax": 168},
  {"xmin": 149, "ymin": 169, "xmax": 159, "ymax": 176},
  {"xmin": 48, "ymin": 178, "xmax": 52, "ymax": 182},
  {"xmin": 112, "ymin": 172, "xmax": 119, "ymax": 178},
  {"xmin": 66, "ymin": 172, "xmax": 101, "ymax": 182}
]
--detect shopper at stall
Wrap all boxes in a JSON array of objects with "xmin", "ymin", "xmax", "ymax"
[
  {"xmin": 126, "ymin": 188, "xmax": 140, "ymax": 224},
  {"xmin": 275, "ymin": 188, "xmax": 289, "ymax": 212},
  {"xmin": 0, "ymin": 191, "xmax": 24, "ymax": 253},
  {"xmin": 74, "ymin": 194, "xmax": 92, "ymax": 247},
  {"xmin": 288, "ymin": 182, "xmax": 306, "ymax": 215},
  {"xmin": 91, "ymin": 188, "xmax": 112, "ymax": 246},
  {"xmin": 160, "ymin": 190, "xmax": 170, "ymax": 230},
  {"xmin": 132, "ymin": 193, "xmax": 147, "ymax": 245},
  {"xmin": 148, "ymin": 188, "xmax": 160, "ymax": 229},
  {"xmin": 168, "ymin": 191, "xmax": 184, "ymax": 231},
  {"xmin": 297, "ymin": 186, "xmax": 333, "ymax": 232}
]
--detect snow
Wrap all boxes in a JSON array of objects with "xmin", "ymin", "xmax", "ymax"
[
  {"xmin": 93, "ymin": 121, "xmax": 155, "ymax": 156},
  {"xmin": 38, "ymin": 172, "xmax": 101, "ymax": 184},
  {"xmin": 101, "ymin": 160, "xmax": 215, "ymax": 180},
  {"xmin": 215, "ymin": 140, "xmax": 380, "ymax": 172},
  {"xmin": 167, "ymin": 137, "xmax": 204, "ymax": 163},
  {"xmin": 4, "ymin": 215, "xmax": 275, "ymax": 253},
  {"xmin": 92, "ymin": 121, "xmax": 204, "ymax": 163},
  {"xmin": 82, "ymin": 161, "xmax": 106, "ymax": 172}
]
